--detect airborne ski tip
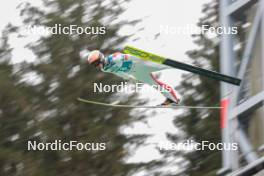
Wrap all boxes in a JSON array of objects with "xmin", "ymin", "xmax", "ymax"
[{"xmin": 77, "ymin": 98, "xmax": 223, "ymax": 109}]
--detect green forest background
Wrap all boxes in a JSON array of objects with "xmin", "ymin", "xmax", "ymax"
[{"xmin": 0, "ymin": 0, "xmax": 226, "ymax": 175}]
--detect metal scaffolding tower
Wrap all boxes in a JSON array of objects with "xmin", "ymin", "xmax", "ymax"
[{"xmin": 218, "ymin": 0, "xmax": 264, "ymax": 175}]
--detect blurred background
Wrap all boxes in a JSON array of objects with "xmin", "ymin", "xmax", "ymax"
[{"xmin": 0, "ymin": 0, "xmax": 263, "ymax": 175}]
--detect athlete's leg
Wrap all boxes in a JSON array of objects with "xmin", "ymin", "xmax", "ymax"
[
  {"xmin": 127, "ymin": 57, "xmax": 179, "ymax": 103},
  {"xmin": 150, "ymin": 72, "xmax": 180, "ymax": 104}
]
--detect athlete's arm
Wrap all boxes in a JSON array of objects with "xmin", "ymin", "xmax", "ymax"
[
  {"xmin": 104, "ymin": 52, "xmax": 130, "ymax": 66},
  {"xmin": 103, "ymin": 52, "xmax": 136, "ymax": 82}
]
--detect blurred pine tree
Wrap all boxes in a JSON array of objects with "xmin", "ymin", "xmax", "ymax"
[{"xmin": 0, "ymin": 0, "xmax": 155, "ymax": 175}]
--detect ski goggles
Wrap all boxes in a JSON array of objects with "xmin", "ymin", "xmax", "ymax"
[{"xmin": 91, "ymin": 59, "xmax": 103, "ymax": 67}]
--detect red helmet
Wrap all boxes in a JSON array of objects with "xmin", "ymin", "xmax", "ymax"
[{"xmin": 87, "ymin": 50, "xmax": 104, "ymax": 66}]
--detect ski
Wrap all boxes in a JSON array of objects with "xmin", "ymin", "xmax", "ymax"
[
  {"xmin": 78, "ymin": 98, "xmax": 222, "ymax": 109},
  {"xmin": 123, "ymin": 46, "xmax": 241, "ymax": 86}
]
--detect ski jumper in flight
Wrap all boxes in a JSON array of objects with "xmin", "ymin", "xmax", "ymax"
[{"xmin": 86, "ymin": 50, "xmax": 180, "ymax": 105}]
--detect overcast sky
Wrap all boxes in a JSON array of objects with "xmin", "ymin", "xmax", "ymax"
[{"xmin": 119, "ymin": 0, "xmax": 210, "ymax": 165}]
